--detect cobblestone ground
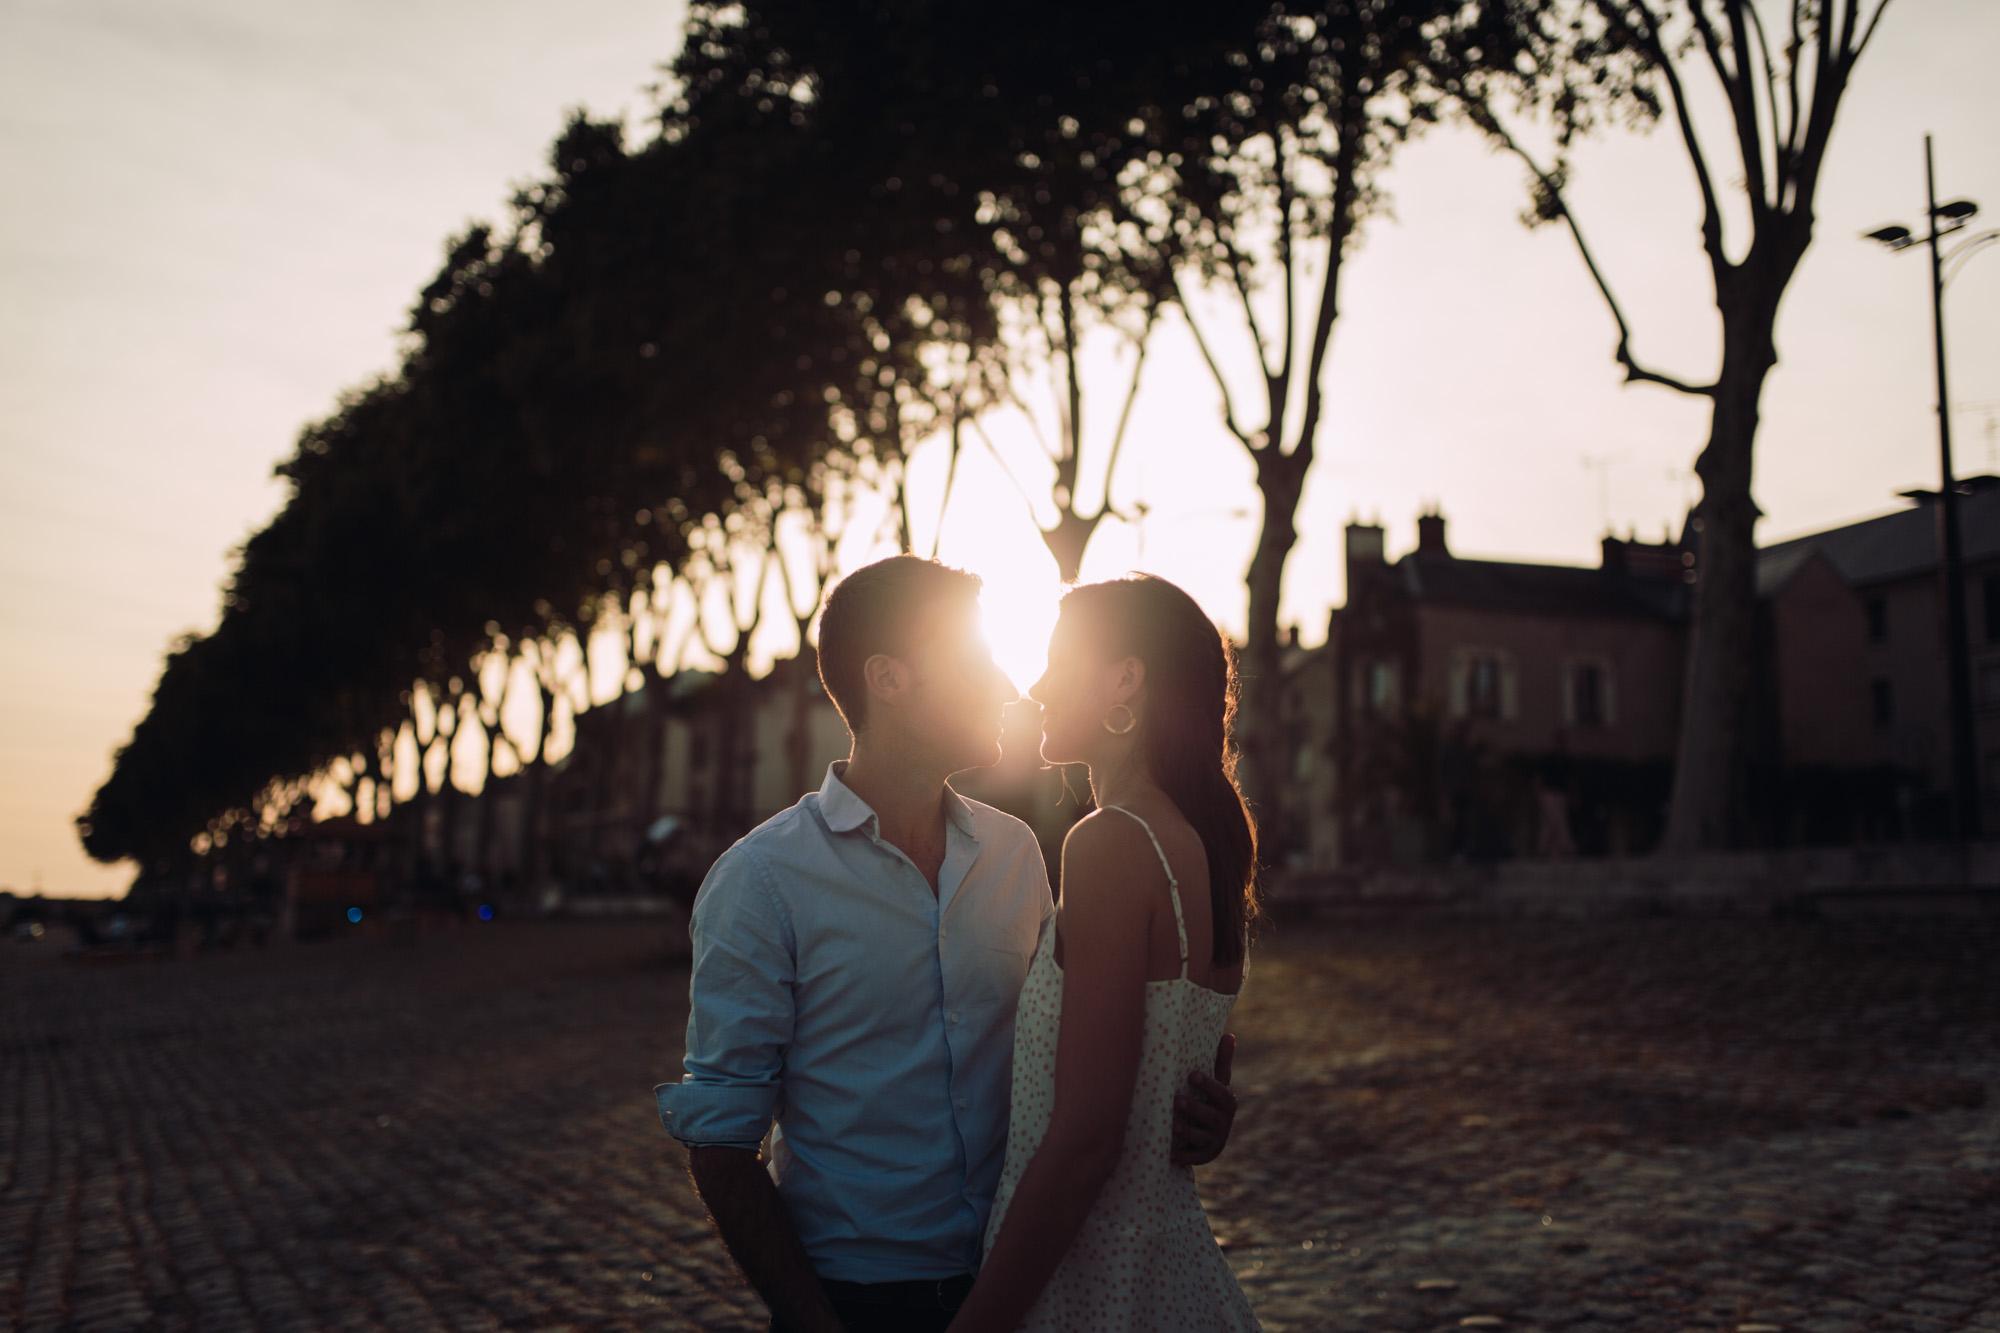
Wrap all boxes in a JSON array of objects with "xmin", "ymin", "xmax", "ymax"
[{"xmin": 2, "ymin": 911, "xmax": 1995, "ymax": 1331}]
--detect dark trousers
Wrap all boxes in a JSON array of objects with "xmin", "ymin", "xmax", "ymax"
[{"xmin": 769, "ymin": 1274, "xmax": 972, "ymax": 1333}]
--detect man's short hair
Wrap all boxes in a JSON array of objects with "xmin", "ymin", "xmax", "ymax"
[{"xmin": 816, "ymin": 556, "xmax": 983, "ymax": 732}]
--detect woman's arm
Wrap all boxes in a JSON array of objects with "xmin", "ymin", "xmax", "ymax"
[{"xmin": 948, "ymin": 815, "xmax": 1154, "ymax": 1333}]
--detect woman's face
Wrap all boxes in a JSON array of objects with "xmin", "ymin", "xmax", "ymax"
[{"xmin": 1028, "ymin": 609, "xmax": 1129, "ymax": 766}]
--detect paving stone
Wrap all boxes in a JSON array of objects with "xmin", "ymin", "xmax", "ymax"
[{"xmin": 2, "ymin": 915, "xmax": 1996, "ymax": 1329}]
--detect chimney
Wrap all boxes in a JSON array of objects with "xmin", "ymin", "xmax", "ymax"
[
  {"xmin": 1345, "ymin": 519, "xmax": 1385, "ymax": 567},
  {"xmin": 1605, "ymin": 532, "xmax": 1691, "ymax": 581},
  {"xmin": 1416, "ymin": 508, "xmax": 1449, "ymax": 558}
]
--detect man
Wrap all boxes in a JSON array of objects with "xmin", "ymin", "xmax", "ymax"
[{"xmin": 655, "ymin": 556, "xmax": 1238, "ymax": 1332}]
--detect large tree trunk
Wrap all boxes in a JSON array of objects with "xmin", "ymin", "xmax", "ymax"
[{"xmin": 1661, "ymin": 296, "xmax": 1778, "ymax": 856}]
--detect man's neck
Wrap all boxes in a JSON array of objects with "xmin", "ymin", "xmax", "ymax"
[{"xmin": 840, "ymin": 743, "xmax": 951, "ymax": 855}]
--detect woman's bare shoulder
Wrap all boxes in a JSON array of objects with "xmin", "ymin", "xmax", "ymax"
[{"xmin": 1060, "ymin": 809, "xmax": 1166, "ymax": 903}]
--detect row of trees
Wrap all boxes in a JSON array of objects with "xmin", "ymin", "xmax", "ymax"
[{"xmin": 79, "ymin": 1, "xmax": 1893, "ymax": 888}]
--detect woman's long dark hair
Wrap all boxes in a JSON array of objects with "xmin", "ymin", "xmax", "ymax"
[{"xmin": 1061, "ymin": 574, "xmax": 1260, "ymax": 967}]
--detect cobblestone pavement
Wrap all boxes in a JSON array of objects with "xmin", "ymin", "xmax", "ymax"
[{"xmin": 2, "ymin": 911, "xmax": 1995, "ymax": 1331}]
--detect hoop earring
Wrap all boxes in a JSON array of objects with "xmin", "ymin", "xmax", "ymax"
[{"xmin": 1102, "ymin": 704, "xmax": 1137, "ymax": 736}]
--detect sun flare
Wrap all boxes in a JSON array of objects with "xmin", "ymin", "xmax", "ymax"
[{"xmin": 974, "ymin": 562, "xmax": 1065, "ymax": 696}]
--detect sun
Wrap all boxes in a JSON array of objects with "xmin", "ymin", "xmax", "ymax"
[{"xmin": 975, "ymin": 561, "xmax": 1065, "ymax": 695}]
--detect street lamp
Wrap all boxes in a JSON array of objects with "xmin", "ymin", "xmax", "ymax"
[{"xmin": 1865, "ymin": 134, "xmax": 1994, "ymax": 841}]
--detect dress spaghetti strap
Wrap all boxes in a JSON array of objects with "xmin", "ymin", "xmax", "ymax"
[{"xmin": 1098, "ymin": 805, "xmax": 1190, "ymax": 980}]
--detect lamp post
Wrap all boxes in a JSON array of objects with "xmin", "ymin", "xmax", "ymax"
[{"xmin": 1865, "ymin": 134, "xmax": 1994, "ymax": 841}]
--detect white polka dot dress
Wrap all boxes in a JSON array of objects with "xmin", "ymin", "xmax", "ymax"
[{"xmin": 981, "ymin": 806, "xmax": 1262, "ymax": 1330}]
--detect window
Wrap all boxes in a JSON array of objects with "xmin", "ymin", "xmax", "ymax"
[
  {"xmin": 1986, "ymin": 576, "xmax": 2000, "ymax": 645},
  {"xmin": 1871, "ymin": 678, "xmax": 1893, "ymax": 727},
  {"xmin": 1572, "ymin": 663, "xmax": 1605, "ymax": 728},
  {"xmin": 1467, "ymin": 654, "xmax": 1502, "ymax": 720},
  {"xmin": 1367, "ymin": 660, "xmax": 1399, "ymax": 716},
  {"xmin": 1449, "ymin": 649, "xmax": 1515, "ymax": 721},
  {"xmin": 1866, "ymin": 596, "xmax": 1888, "ymax": 644}
]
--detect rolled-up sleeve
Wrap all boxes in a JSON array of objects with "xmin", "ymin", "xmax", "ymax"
[{"xmin": 654, "ymin": 845, "xmax": 795, "ymax": 1148}]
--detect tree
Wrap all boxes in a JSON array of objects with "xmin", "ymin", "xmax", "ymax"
[
  {"xmin": 1452, "ymin": 0, "xmax": 1894, "ymax": 852},
  {"xmin": 1126, "ymin": 0, "xmax": 1503, "ymax": 849}
]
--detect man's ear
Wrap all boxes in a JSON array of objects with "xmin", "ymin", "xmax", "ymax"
[{"xmin": 862, "ymin": 653, "xmax": 910, "ymax": 711}]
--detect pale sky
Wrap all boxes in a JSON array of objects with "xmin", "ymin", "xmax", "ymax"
[{"xmin": 4, "ymin": 0, "xmax": 1996, "ymax": 899}]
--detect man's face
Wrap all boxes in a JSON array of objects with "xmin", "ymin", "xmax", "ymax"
[{"xmin": 898, "ymin": 600, "xmax": 1019, "ymax": 774}]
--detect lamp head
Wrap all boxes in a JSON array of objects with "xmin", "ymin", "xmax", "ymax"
[
  {"xmin": 1864, "ymin": 224, "xmax": 1914, "ymax": 249},
  {"xmin": 1937, "ymin": 199, "xmax": 1979, "ymax": 222}
]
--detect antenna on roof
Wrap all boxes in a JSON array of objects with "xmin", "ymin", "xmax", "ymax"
[{"xmin": 1580, "ymin": 451, "xmax": 1626, "ymax": 534}]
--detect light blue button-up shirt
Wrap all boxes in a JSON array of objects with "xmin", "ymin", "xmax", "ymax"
[{"xmin": 655, "ymin": 760, "xmax": 1054, "ymax": 1282}]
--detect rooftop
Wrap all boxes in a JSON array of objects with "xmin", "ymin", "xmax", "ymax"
[{"xmin": 1757, "ymin": 474, "xmax": 2000, "ymax": 594}]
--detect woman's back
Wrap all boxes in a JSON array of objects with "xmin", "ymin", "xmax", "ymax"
[{"xmin": 983, "ymin": 805, "xmax": 1260, "ymax": 1330}]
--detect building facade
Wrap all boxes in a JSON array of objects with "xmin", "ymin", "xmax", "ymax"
[{"xmin": 1282, "ymin": 476, "xmax": 1998, "ymax": 872}]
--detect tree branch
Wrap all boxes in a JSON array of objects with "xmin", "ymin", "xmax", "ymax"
[
  {"xmin": 1294, "ymin": 100, "xmax": 1364, "ymax": 460},
  {"xmin": 997, "ymin": 371, "xmax": 1057, "ymax": 466},
  {"xmin": 1789, "ymin": 0, "xmax": 1860, "ymax": 210},
  {"xmin": 1780, "ymin": 0, "xmax": 1808, "ymax": 207},
  {"xmin": 1613, "ymin": 1, "xmax": 1732, "ymax": 273},
  {"xmin": 1220, "ymin": 227, "xmax": 1276, "ymax": 386},
  {"xmin": 1739, "ymin": 1, "xmax": 1786, "ymax": 205},
  {"xmin": 1483, "ymin": 107, "xmax": 1717, "ymax": 398},
  {"xmin": 1097, "ymin": 306, "xmax": 1158, "ymax": 520},
  {"xmin": 1851, "ymin": 0, "xmax": 1894, "ymax": 63},
  {"xmin": 1054, "ymin": 277, "xmax": 1084, "ymax": 502},
  {"xmin": 930, "ymin": 390, "xmax": 967, "ymax": 559},
  {"xmin": 1272, "ymin": 122, "xmax": 1299, "ymax": 408},
  {"xmin": 1170, "ymin": 270, "xmax": 1257, "ymax": 447},
  {"xmin": 1720, "ymin": 2, "xmax": 1773, "ymax": 214},
  {"xmin": 968, "ymin": 416, "xmax": 1047, "ymax": 528}
]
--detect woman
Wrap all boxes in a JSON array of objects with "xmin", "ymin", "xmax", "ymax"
[{"xmin": 949, "ymin": 574, "xmax": 1262, "ymax": 1332}]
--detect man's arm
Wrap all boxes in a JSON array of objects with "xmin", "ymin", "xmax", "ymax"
[
  {"xmin": 684, "ymin": 1146, "xmax": 843, "ymax": 1333},
  {"xmin": 656, "ymin": 847, "xmax": 837, "ymax": 1329},
  {"xmin": 1169, "ymin": 1032, "xmax": 1237, "ymax": 1166}
]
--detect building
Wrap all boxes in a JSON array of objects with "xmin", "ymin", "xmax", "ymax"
[
  {"xmin": 1755, "ymin": 474, "xmax": 2000, "ymax": 840},
  {"xmin": 1320, "ymin": 509, "xmax": 1690, "ymax": 869},
  {"xmin": 1286, "ymin": 476, "xmax": 2000, "ymax": 872}
]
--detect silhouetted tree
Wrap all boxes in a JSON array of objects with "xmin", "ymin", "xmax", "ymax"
[
  {"xmin": 1123, "ymin": 0, "xmax": 1512, "ymax": 851},
  {"xmin": 1451, "ymin": 0, "xmax": 1895, "ymax": 852}
]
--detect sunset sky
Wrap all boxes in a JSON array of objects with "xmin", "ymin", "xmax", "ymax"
[{"xmin": 4, "ymin": 0, "xmax": 1997, "ymax": 898}]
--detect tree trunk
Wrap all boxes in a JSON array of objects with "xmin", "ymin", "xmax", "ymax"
[
  {"xmin": 716, "ymin": 648, "xmax": 753, "ymax": 833},
  {"xmin": 1238, "ymin": 456, "xmax": 1306, "ymax": 851},
  {"xmin": 525, "ymin": 677, "xmax": 559, "ymax": 889},
  {"xmin": 437, "ymin": 696, "xmax": 465, "ymax": 873},
  {"xmin": 476, "ymin": 715, "xmax": 509, "ymax": 877},
  {"xmin": 788, "ymin": 633, "xmax": 819, "ymax": 796},
  {"xmin": 1660, "ymin": 299, "xmax": 1777, "ymax": 855},
  {"xmin": 639, "ymin": 682, "xmax": 671, "ymax": 843},
  {"xmin": 1043, "ymin": 509, "xmax": 1101, "ymax": 585}
]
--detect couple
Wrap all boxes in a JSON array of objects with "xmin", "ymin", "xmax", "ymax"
[{"xmin": 655, "ymin": 556, "xmax": 1262, "ymax": 1331}]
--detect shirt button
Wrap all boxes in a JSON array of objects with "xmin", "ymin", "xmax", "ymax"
[
  {"xmin": 956, "ymin": 1098, "xmax": 969, "ymax": 1110},
  {"xmin": 948, "ymin": 1011, "xmax": 960, "ymax": 1024}
]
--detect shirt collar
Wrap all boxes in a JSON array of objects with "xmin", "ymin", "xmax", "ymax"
[{"xmin": 819, "ymin": 759, "xmax": 979, "ymax": 841}]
